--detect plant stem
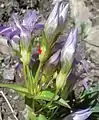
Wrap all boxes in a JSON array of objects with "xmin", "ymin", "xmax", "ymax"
[
  {"xmin": 26, "ymin": 65, "xmax": 33, "ymax": 94},
  {"xmin": 23, "ymin": 64, "xmax": 28, "ymax": 88},
  {"xmin": 48, "ymin": 107, "xmax": 59, "ymax": 120},
  {"xmin": 35, "ymin": 62, "xmax": 42, "ymax": 85},
  {"xmin": 45, "ymin": 77, "xmax": 54, "ymax": 89},
  {"xmin": 32, "ymin": 99, "xmax": 35, "ymax": 112}
]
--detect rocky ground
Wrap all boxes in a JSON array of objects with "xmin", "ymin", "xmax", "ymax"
[
  {"xmin": 70, "ymin": 0, "xmax": 99, "ymax": 97},
  {"xmin": 0, "ymin": 0, "xmax": 99, "ymax": 120}
]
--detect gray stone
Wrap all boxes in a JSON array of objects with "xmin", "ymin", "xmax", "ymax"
[
  {"xmin": 13, "ymin": 95, "xmax": 20, "ymax": 100},
  {"xmin": 70, "ymin": 0, "xmax": 92, "ymax": 33},
  {"xmin": 3, "ymin": 68, "xmax": 15, "ymax": 80},
  {"xmin": 70, "ymin": 0, "xmax": 99, "ymax": 65},
  {"xmin": 86, "ymin": 43, "xmax": 99, "ymax": 65},
  {"xmin": 85, "ymin": 26, "xmax": 99, "ymax": 47},
  {"xmin": 70, "ymin": 0, "xmax": 99, "ymax": 91},
  {"xmin": 0, "ymin": 36, "xmax": 12, "ymax": 55}
]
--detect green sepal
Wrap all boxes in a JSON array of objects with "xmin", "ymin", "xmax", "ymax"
[
  {"xmin": 19, "ymin": 38, "xmax": 25, "ymax": 51},
  {"xmin": 40, "ymin": 32, "xmax": 48, "ymax": 48},
  {"xmin": 39, "ymin": 32, "xmax": 50, "ymax": 62},
  {"xmin": 28, "ymin": 37, "xmax": 34, "ymax": 53}
]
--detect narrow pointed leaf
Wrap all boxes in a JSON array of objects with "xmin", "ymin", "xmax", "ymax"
[
  {"xmin": 0, "ymin": 83, "xmax": 30, "ymax": 95},
  {"xmin": 57, "ymin": 98, "xmax": 71, "ymax": 108},
  {"xmin": 81, "ymin": 84, "xmax": 99, "ymax": 98}
]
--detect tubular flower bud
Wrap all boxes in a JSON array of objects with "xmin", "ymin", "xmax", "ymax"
[
  {"xmin": 61, "ymin": 28, "xmax": 78, "ymax": 73},
  {"xmin": 44, "ymin": 1, "xmax": 69, "ymax": 46},
  {"xmin": 42, "ymin": 50, "xmax": 61, "ymax": 83},
  {"xmin": 56, "ymin": 28, "xmax": 78, "ymax": 90}
]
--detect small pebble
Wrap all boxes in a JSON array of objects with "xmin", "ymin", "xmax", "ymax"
[
  {"xmin": 0, "ymin": 4, "xmax": 5, "ymax": 8},
  {"xmin": 13, "ymin": 95, "xmax": 19, "ymax": 100}
]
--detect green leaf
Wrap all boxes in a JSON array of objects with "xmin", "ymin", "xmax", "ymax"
[
  {"xmin": 57, "ymin": 99, "xmax": 71, "ymax": 108},
  {"xmin": 35, "ymin": 90, "xmax": 59, "ymax": 101},
  {"xmin": 92, "ymin": 104, "xmax": 99, "ymax": 113},
  {"xmin": 81, "ymin": 84, "xmax": 99, "ymax": 98},
  {"xmin": 38, "ymin": 114, "xmax": 47, "ymax": 120},
  {"xmin": 35, "ymin": 91, "xmax": 71, "ymax": 108},
  {"xmin": 29, "ymin": 111, "xmax": 37, "ymax": 120},
  {"xmin": 0, "ymin": 83, "xmax": 30, "ymax": 95}
]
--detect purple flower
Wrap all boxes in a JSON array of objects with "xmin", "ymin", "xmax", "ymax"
[
  {"xmin": 22, "ymin": 10, "xmax": 44, "ymax": 32},
  {"xmin": 61, "ymin": 28, "xmax": 78, "ymax": 73},
  {"xmin": 52, "ymin": 36, "xmax": 66, "ymax": 52},
  {"xmin": 43, "ymin": 50, "xmax": 61, "ymax": 77},
  {"xmin": 0, "ymin": 26, "xmax": 12, "ymax": 38},
  {"xmin": 63, "ymin": 108, "xmax": 92, "ymax": 120},
  {"xmin": 0, "ymin": 10, "xmax": 44, "ymax": 49}
]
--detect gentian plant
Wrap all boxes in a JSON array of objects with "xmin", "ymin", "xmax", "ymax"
[{"xmin": 0, "ymin": 1, "xmax": 95, "ymax": 120}]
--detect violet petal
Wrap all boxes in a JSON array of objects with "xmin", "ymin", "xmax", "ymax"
[
  {"xmin": 22, "ymin": 10, "xmax": 38, "ymax": 32},
  {"xmin": 63, "ymin": 108, "xmax": 92, "ymax": 120},
  {"xmin": 34, "ymin": 24, "xmax": 44, "ymax": 30},
  {"xmin": 0, "ymin": 26, "xmax": 12, "ymax": 38},
  {"xmin": 61, "ymin": 28, "xmax": 78, "ymax": 69},
  {"xmin": 49, "ymin": 49, "xmax": 61, "ymax": 65}
]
